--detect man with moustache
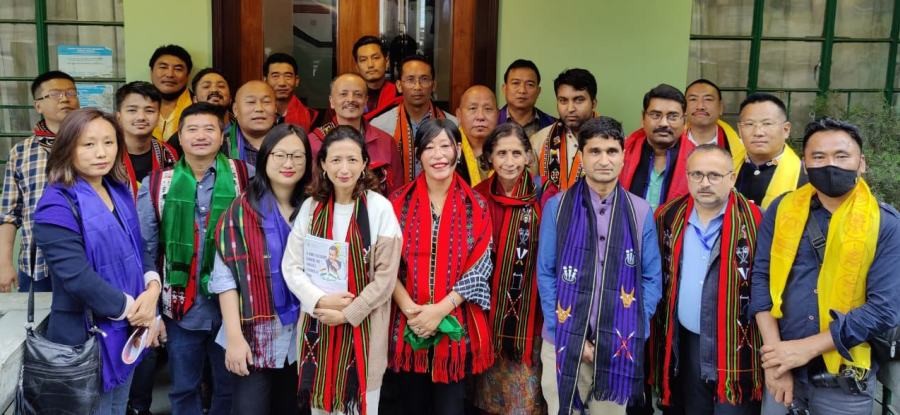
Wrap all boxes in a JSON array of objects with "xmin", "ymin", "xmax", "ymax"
[
  {"xmin": 684, "ymin": 79, "xmax": 745, "ymax": 171},
  {"xmin": 651, "ymin": 145, "xmax": 763, "ymax": 415},
  {"xmin": 149, "ymin": 44, "xmax": 194, "ymax": 141},
  {"xmin": 115, "ymin": 81, "xmax": 178, "ymax": 195},
  {"xmin": 750, "ymin": 118, "xmax": 900, "ymax": 414},
  {"xmin": 537, "ymin": 116, "xmax": 662, "ymax": 414},
  {"xmin": 620, "ymin": 84, "xmax": 692, "ymax": 211},
  {"xmin": 352, "ymin": 35, "xmax": 401, "ymax": 121},
  {"xmin": 530, "ymin": 68, "xmax": 597, "ymax": 193},
  {"xmin": 168, "ymin": 68, "xmax": 235, "ymax": 156},
  {"xmin": 498, "ymin": 59, "xmax": 556, "ymax": 137},
  {"xmin": 226, "ymin": 80, "xmax": 277, "ymax": 166},
  {"xmin": 309, "ymin": 73, "xmax": 401, "ymax": 193},
  {"xmin": 734, "ymin": 93, "xmax": 805, "ymax": 210},
  {"xmin": 263, "ymin": 52, "xmax": 319, "ymax": 131},
  {"xmin": 0, "ymin": 70, "xmax": 80, "ymax": 292},
  {"xmin": 456, "ymin": 85, "xmax": 498, "ymax": 186},
  {"xmin": 137, "ymin": 103, "xmax": 253, "ymax": 415},
  {"xmin": 371, "ymin": 55, "xmax": 458, "ymax": 185}
]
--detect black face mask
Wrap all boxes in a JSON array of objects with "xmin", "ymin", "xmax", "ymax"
[{"xmin": 806, "ymin": 165, "xmax": 858, "ymax": 197}]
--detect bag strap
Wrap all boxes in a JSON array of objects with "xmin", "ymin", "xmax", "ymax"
[
  {"xmin": 805, "ymin": 213, "xmax": 827, "ymax": 266},
  {"xmin": 27, "ymin": 190, "xmax": 97, "ymax": 332}
]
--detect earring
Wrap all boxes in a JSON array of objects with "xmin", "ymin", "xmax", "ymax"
[{"xmin": 322, "ymin": 170, "xmax": 327, "ymax": 179}]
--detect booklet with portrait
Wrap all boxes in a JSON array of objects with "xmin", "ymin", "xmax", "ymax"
[{"xmin": 303, "ymin": 234, "xmax": 349, "ymax": 294}]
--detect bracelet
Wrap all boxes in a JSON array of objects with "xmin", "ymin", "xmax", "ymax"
[{"xmin": 448, "ymin": 296, "xmax": 459, "ymax": 309}]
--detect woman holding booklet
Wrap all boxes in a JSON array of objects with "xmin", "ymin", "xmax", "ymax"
[
  {"xmin": 283, "ymin": 125, "xmax": 403, "ymax": 415},
  {"xmin": 210, "ymin": 123, "xmax": 312, "ymax": 414}
]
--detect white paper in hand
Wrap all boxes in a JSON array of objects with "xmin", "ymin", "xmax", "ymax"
[
  {"xmin": 303, "ymin": 234, "xmax": 349, "ymax": 294},
  {"xmin": 121, "ymin": 315, "xmax": 160, "ymax": 364}
]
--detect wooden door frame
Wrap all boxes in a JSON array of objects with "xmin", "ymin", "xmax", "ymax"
[{"xmin": 212, "ymin": 0, "xmax": 498, "ymax": 110}]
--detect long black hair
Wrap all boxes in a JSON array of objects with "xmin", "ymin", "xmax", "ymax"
[{"xmin": 247, "ymin": 123, "xmax": 312, "ymax": 217}]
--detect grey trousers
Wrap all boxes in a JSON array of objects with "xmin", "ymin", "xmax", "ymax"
[{"xmin": 760, "ymin": 368, "xmax": 876, "ymax": 415}]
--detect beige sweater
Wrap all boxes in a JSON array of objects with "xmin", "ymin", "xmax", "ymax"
[{"xmin": 282, "ymin": 190, "xmax": 402, "ymax": 390}]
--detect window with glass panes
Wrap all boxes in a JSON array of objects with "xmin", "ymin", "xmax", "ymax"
[
  {"xmin": 688, "ymin": 0, "xmax": 900, "ymax": 135},
  {"xmin": 0, "ymin": 0, "xmax": 125, "ymax": 182}
]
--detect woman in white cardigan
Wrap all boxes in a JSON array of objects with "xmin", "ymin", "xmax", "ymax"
[{"xmin": 283, "ymin": 125, "xmax": 402, "ymax": 415}]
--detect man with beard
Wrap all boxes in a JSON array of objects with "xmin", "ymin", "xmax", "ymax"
[
  {"xmin": 263, "ymin": 52, "xmax": 319, "ymax": 131},
  {"xmin": 734, "ymin": 93, "xmax": 805, "ymax": 210},
  {"xmin": 684, "ymin": 79, "xmax": 745, "ymax": 170},
  {"xmin": 750, "ymin": 118, "xmax": 900, "ymax": 415},
  {"xmin": 309, "ymin": 73, "xmax": 401, "ymax": 193},
  {"xmin": 620, "ymin": 84, "xmax": 691, "ymax": 211},
  {"xmin": 370, "ymin": 55, "xmax": 458, "ymax": 186},
  {"xmin": 0, "ymin": 70, "xmax": 80, "ymax": 292},
  {"xmin": 498, "ymin": 59, "xmax": 556, "ymax": 137},
  {"xmin": 227, "ymin": 80, "xmax": 277, "ymax": 166},
  {"xmin": 455, "ymin": 85, "xmax": 498, "ymax": 186},
  {"xmin": 167, "ymin": 68, "xmax": 235, "ymax": 156},
  {"xmin": 149, "ymin": 44, "xmax": 193, "ymax": 141},
  {"xmin": 530, "ymin": 68, "xmax": 597, "ymax": 194},
  {"xmin": 353, "ymin": 35, "xmax": 401, "ymax": 121},
  {"xmin": 536, "ymin": 116, "xmax": 662, "ymax": 414}
]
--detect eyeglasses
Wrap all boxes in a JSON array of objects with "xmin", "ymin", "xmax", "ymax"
[
  {"xmin": 687, "ymin": 170, "xmax": 733, "ymax": 184},
  {"xmin": 269, "ymin": 151, "xmax": 306, "ymax": 165},
  {"xmin": 737, "ymin": 120, "xmax": 784, "ymax": 130},
  {"xmin": 401, "ymin": 76, "xmax": 434, "ymax": 87},
  {"xmin": 645, "ymin": 111, "xmax": 684, "ymax": 123},
  {"xmin": 35, "ymin": 89, "xmax": 78, "ymax": 101}
]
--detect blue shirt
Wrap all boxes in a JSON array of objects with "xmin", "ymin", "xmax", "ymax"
[
  {"xmin": 678, "ymin": 206, "xmax": 725, "ymax": 334},
  {"xmin": 749, "ymin": 195, "xmax": 900, "ymax": 364},
  {"xmin": 536, "ymin": 188, "xmax": 663, "ymax": 343},
  {"xmin": 137, "ymin": 162, "xmax": 255, "ymax": 331}
]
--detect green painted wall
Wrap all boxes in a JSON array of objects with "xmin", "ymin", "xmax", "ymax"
[
  {"xmin": 123, "ymin": 0, "xmax": 213, "ymax": 82},
  {"xmin": 496, "ymin": 1, "xmax": 693, "ymax": 133}
]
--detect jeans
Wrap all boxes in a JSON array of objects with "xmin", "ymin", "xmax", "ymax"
[
  {"xmin": 761, "ymin": 366, "xmax": 876, "ymax": 415},
  {"xmin": 378, "ymin": 371, "xmax": 464, "ymax": 415},
  {"xmin": 93, "ymin": 371, "xmax": 134, "ymax": 415},
  {"xmin": 18, "ymin": 270, "xmax": 51, "ymax": 292},
  {"xmin": 165, "ymin": 318, "xmax": 235, "ymax": 415},
  {"xmin": 128, "ymin": 347, "xmax": 161, "ymax": 411}
]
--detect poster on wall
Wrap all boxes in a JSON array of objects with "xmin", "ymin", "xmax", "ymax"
[
  {"xmin": 76, "ymin": 84, "xmax": 115, "ymax": 113},
  {"xmin": 58, "ymin": 45, "xmax": 114, "ymax": 78}
]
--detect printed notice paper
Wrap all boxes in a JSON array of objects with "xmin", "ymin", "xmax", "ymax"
[
  {"xmin": 58, "ymin": 45, "xmax": 114, "ymax": 78},
  {"xmin": 303, "ymin": 234, "xmax": 349, "ymax": 294}
]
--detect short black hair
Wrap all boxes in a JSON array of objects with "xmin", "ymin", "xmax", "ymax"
[
  {"xmin": 352, "ymin": 35, "xmax": 387, "ymax": 60},
  {"xmin": 191, "ymin": 67, "xmax": 230, "ymax": 94},
  {"xmin": 398, "ymin": 54, "xmax": 435, "ymax": 79},
  {"xmin": 115, "ymin": 81, "xmax": 162, "ymax": 111},
  {"xmin": 643, "ymin": 83, "xmax": 686, "ymax": 113},
  {"xmin": 739, "ymin": 92, "xmax": 788, "ymax": 119},
  {"xmin": 263, "ymin": 53, "xmax": 298, "ymax": 77},
  {"xmin": 31, "ymin": 70, "xmax": 76, "ymax": 98},
  {"xmin": 178, "ymin": 102, "xmax": 226, "ymax": 132},
  {"xmin": 686, "ymin": 78, "xmax": 722, "ymax": 101},
  {"xmin": 577, "ymin": 116, "xmax": 624, "ymax": 150},
  {"xmin": 148, "ymin": 44, "xmax": 193, "ymax": 73},
  {"xmin": 413, "ymin": 118, "xmax": 461, "ymax": 162},
  {"xmin": 802, "ymin": 117, "xmax": 864, "ymax": 152},
  {"xmin": 553, "ymin": 68, "xmax": 597, "ymax": 101},
  {"xmin": 504, "ymin": 59, "xmax": 541, "ymax": 84}
]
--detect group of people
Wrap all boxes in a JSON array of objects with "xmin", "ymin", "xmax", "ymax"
[{"xmin": 1, "ymin": 34, "xmax": 898, "ymax": 415}]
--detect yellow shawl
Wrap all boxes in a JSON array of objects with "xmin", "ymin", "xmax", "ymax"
[
  {"xmin": 153, "ymin": 89, "xmax": 193, "ymax": 142},
  {"xmin": 769, "ymin": 180, "xmax": 880, "ymax": 373},
  {"xmin": 460, "ymin": 130, "xmax": 491, "ymax": 186},
  {"xmin": 718, "ymin": 119, "xmax": 746, "ymax": 172},
  {"xmin": 737, "ymin": 145, "xmax": 802, "ymax": 210}
]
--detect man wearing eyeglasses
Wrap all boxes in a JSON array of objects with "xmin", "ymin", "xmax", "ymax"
[
  {"xmin": 651, "ymin": 144, "xmax": 764, "ymax": 415},
  {"xmin": 734, "ymin": 93, "xmax": 806, "ymax": 210},
  {"xmin": 370, "ymin": 55, "xmax": 458, "ymax": 186},
  {"xmin": 0, "ymin": 70, "xmax": 81, "ymax": 292},
  {"xmin": 310, "ymin": 73, "xmax": 401, "ymax": 194},
  {"xmin": 621, "ymin": 84, "xmax": 692, "ymax": 211},
  {"xmin": 264, "ymin": 52, "xmax": 319, "ymax": 132}
]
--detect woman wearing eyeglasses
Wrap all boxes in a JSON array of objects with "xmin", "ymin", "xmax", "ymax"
[
  {"xmin": 209, "ymin": 123, "xmax": 312, "ymax": 414},
  {"xmin": 282, "ymin": 125, "xmax": 402, "ymax": 414}
]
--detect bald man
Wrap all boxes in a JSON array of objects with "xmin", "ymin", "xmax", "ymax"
[
  {"xmin": 310, "ymin": 73, "xmax": 402, "ymax": 193},
  {"xmin": 229, "ymin": 80, "xmax": 277, "ymax": 165},
  {"xmin": 455, "ymin": 85, "xmax": 498, "ymax": 186}
]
